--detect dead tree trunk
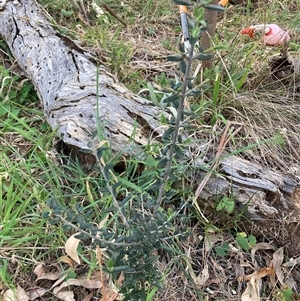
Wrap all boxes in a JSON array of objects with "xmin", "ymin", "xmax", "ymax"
[
  {"xmin": 0, "ymin": 0, "xmax": 164, "ymax": 154},
  {"xmin": 0, "ymin": 0, "xmax": 299, "ymax": 254}
]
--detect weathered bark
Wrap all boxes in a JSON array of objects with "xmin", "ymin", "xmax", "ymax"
[
  {"xmin": 0, "ymin": 0, "xmax": 299, "ymax": 254},
  {"xmin": 0, "ymin": 0, "xmax": 164, "ymax": 154},
  {"xmin": 198, "ymin": 155, "xmax": 300, "ymax": 256}
]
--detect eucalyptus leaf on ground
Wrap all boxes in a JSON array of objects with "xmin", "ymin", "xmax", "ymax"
[
  {"xmin": 65, "ymin": 233, "xmax": 81, "ymax": 264},
  {"xmin": 3, "ymin": 286, "xmax": 29, "ymax": 301}
]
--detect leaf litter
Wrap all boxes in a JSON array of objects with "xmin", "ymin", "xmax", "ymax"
[{"xmin": 5, "ymin": 254, "xmax": 119, "ymax": 301}]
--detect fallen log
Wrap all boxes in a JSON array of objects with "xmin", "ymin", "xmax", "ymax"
[
  {"xmin": 198, "ymin": 156, "xmax": 300, "ymax": 255},
  {"xmin": 0, "ymin": 0, "xmax": 164, "ymax": 154},
  {"xmin": 0, "ymin": 0, "xmax": 299, "ymax": 254}
]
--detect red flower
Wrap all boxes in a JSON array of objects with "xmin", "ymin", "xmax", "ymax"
[{"xmin": 240, "ymin": 27, "xmax": 256, "ymax": 38}]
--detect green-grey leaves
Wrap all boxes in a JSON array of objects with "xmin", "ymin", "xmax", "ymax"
[
  {"xmin": 172, "ymin": 0, "xmax": 193, "ymax": 6},
  {"xmin": 167, "ymin": 55, "xmax": 184, "ymax": 62}
]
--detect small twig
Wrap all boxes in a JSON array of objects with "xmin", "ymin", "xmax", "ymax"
[
  {"xmin": 194, "ymin": 123, "xmax": 242, "ymax": 200},
  {"xmin": 78, "ymin": 0, "xmax": 89, "ymax": 22},
  {"xmin": 94, "ymin": 151, "xmax": 131, "ymax": 229},
  {"xmin": 96, "ymin": 246, "xmax": 108, "ymax": 301},
  {"xmin": 190, "ymin": 124, "xmax": 234, "ymax": 223},
  {"xmin": 101, "ymin": 2, "xmax": 127, "ymax": 26},
  {"xmin": 193, "ymin": 123, "xmax": 230, "ymax": 200},
  {"xmin": 58, "ymin": 215, "xmax": 134, "ymax": 246},
  {"xmin": 69, "ymin": 0, "xmax": 90, "ymax": 25}
]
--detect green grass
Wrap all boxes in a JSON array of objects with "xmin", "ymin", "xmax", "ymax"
[{"xmin": 0, "ymin": 0, "xmax": 300, "ymax": 300}]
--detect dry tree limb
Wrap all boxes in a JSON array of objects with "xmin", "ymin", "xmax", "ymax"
[{"xmin": 0, "ymin": 0, "xmax": 162, "ymax": 155}]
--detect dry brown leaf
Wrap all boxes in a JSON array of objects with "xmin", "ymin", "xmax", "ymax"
[
  {"xmin": 228, "ymin": 243, "xmax": 239, "ymax": 253},
  {"xmin": 15, "ymin": 286, "xmax": 29, "ymax": 301},
  {"xmin": 65, "ymin": 233, "xmax": 81, "ymax": 264},
  {"xmin": 33, "ymin": 264, "xmax": 45, "ymax": 278},
  {"xmin": 251, "ymin": 243, "xmax": 275, "ymax": 267},
  {"xmin": 4, "ymin": 286, "xmax": 29, "ymax": 301},
  {"xmin": 116, "ymin": 273, "xmax": 124, "ymax": 287},
  {"xmin": 54, "ymin": 279, "xmax": 102, "ymax": 293},
  {"xmin": 4, "ymin": 289, "xmax": 17, "ymax": 301},
  {"xmin": 28, "ymin": 288, "xmax": 48, "ymax": 300},
  {"xmin": 267, "ymin": 266, "xmax": 276, "ymax": 288},
  {"xmin": 204, "ymin": 233, "xmax": 223, "ymax": 253},
  {"xmin": 30, "ymin": 276, "xmax": 101, "ymax": 300},
  {"xmin": 99, "ymin": 273, "xmax": 123, "ymax": 301},
  {"xmin": 49, "ymin": 275, "xmax": 68, "ymax": 291},
  {"xmin": 240, "ymin": 267, "xmax": 275, "ymax": 282},
  {"xmin": 34, "ymin": 263, "xmax": 62, "ymax": 281},
  {"xmin": 100, "ymin": 282, "xmax": 122, "ymax": 301},
  {"xmin": 270, "ymin": 248, "xmax": 297, "ymax": 289},
  {"xmin": 100, "ymin": 290, "xmax": 120, "ymax": 301},
  {"xmin": 66, "ymin": 279, "xmax": 102, "ymax": 289},
  {"xmin": 52, "ymin": 279, "xmax": 102, "ymax": 301},
  {"xmin": 271, "ymin": 247, "xmax": 284, "ymax": 286},
  {"xmin": 196, "ymin": 264, "xmax": 210, "ymax": 287},
  {"xmin": 283, "ymin": 255, "xmax": 300, "ymax": 267},
  {"xmin": 59, "ymin": 255, "xmax": 75, "ymax": 267},
  {"xmin": 29, "ymin": 275, "xmax": 67, "ymax": 300},
  {"xmin": 37, "ymin": 272, "xmax": 63, "ymax": 281},
  {"xmin": 241, "ymin": 276, "xmax": 260, "ymax": 301},
  {"xmin": 82, "ymin": 292, "xmax": 94, "ymax": 301},
  {"xmin": 54, "ymin": 288, "xmax": 75, "ymax": 301}
]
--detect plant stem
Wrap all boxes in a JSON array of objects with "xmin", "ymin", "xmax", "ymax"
[
  {"xmin": 58, "ymin": 215, "xmax": 135, "ymax": 246},
  {"xmin": 96, "ymin": 155, "xmax": 131, "ymax": 229},
  {"xmin": 154, "ymin": 47, "xmax": 195, "ymax": 215}
]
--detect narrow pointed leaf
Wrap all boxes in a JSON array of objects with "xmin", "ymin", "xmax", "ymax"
[
  {"xmin": 179, "ymin": 60, "xmax": 187, "ymax": 74},
  {"xmin": 167, "ymin": 55, "xmax": 184, "ymax": 62},
  {"xmin": 204, "ymin": 4, "xmax": 225, "ymax": 11},
  {"xmin": 163, "ymin": 94, "xmax": 179, "ymax": 104},
  {"xmin": 172, "ymin": 0, "xmax": 192, "ymax": 5},
  {"xmin": 193, "ymin": 53, "xmax": 212, "ymax": 61}
]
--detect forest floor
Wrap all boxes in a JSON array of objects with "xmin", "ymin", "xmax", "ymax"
[{"xmin": 0, "ymin": 0, "xmax": 300, "ymax": 300}]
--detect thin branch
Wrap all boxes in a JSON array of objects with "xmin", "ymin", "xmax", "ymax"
[
  {"xmin": 154, "ymin": 45, "xmax": 196, "ymax": 215},
  {"xmin": 95, "ymin": 158, "xmax": 131, "ymax": 229},
  {"xmin": 194, "ymin": 123, "xmax": 243, "ymax": 200},
  {"xmin": 58, "ymin": 215, "xmax": 135, "ymax": 247}
]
